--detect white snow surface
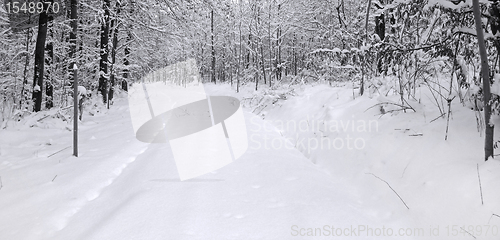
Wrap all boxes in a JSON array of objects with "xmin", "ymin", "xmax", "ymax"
[{"xmin": 0, "ymin": 82, "xmax": 500, "ymax": 239}]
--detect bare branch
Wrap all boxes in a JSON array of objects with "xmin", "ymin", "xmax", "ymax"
[{"xmin": 366, "ymin": 173, "xmax": 410, "ymax": 210}]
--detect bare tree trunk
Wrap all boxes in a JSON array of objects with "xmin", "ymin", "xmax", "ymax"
[
  {"xmin": 237, "ymin": 9, "xmax": 242, "ymax": 93},
  {"xmin": 20, "ymin": 28, "xmax": 30, "ymax": 109},
  {"xmin": 256, "ymin": 6, "xmax": 267, "ymax": 86},
  {"xmin": 99, "ymin": 0, "xmax": 111, "ymax": 104},
  {"xmin": 472, "ymin": 0, "xmax": 494, "ymax": 160},
  {"xmin": 360, "ymin": 0, "xmax": 372, "ymax": 97},
  {"xmin": 365, "ymin": 0, "xmax": 372, "ymax": 42},
  {"xmin": 108, "ymin": 1, "xmax": 121, "ymax": 105},
  {"xmin": 260, "ymin": 42, "xmax": 267, "ymax": 84},
  {"xmin": 268, "ymin": 2, "xmax": 273, "ymax": 87},
  {"xmin": 375, "ymin": 14, "xmax": 385, "ymax": 41},
  {"xmin": 45, "ymin": 16, "xmax": 54, "ymax": 109},
  {"xmin": 211, "ymin": 9, "xmax": 216, "ymax": 84},
  {"xmin": 276, "ymin": 3, "xmax": 282, "ymax": 81},
  {"xmin": 32, "ymin": 2, "xmax": 52, "ymax": 112},
  {"xmin": 291, "ymin": 34, "xmax": 295, "ymax": 76},
  {"xmin": 122, "ymin": 32, "xmax": 131, "ymax": 92}
]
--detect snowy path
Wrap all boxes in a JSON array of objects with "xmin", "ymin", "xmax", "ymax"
[
  {"xmin": 0, "ymin": 96, "xmax": 379, "ymax": 240},
  {"xmin": 4, "ymin": 83, "xmax": 499, "ymax": 239},
  {"xmin": 53, "ymin": 108, "xmax": 378, "ymax": 240}
]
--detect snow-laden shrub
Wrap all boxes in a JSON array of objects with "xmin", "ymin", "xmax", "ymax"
[{"xmin": 241, "ymin": 84, "xmax": 297, "ymax": 117}]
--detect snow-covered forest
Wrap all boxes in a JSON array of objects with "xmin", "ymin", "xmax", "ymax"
[{"xmin": 2, "ymin": 0, "xmax": 500, "ymax": 239}]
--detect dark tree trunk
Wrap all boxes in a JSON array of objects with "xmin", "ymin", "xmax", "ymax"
[
  {"xmin": 45, "ymin": 16, "xmax": 54, "ymax": 109},
  {"xmin": 293, "ymin": 34, "xmax": 297, "ymax": 76},
  {"xmin": 45, "ymin": 82, "xmax": 53, "ymax": 109},
  {"xmin": 473, "ymin": 0, "xmax": 494, "ymax": 160},
  {"xmin": 260, "ymin": 41, "xmax": 267, "ymax": 85},
  {"xmin": 211, "ymin": 9, "xmax": 216, "ymax": 84},
  {"xmin": 122, "ymin": 33, "xmax": 131, "ymax": 92},
  {"xmin": 276, "ymin": 3, "xmax": 282, "ymax": 81},
  {"xmin": 99, "ymin": 0, "xmax": 111, "ymax": 103},
  {"xmin": 375, "ymin": 14, "xmax": 385, "ymax": 41},
  {"xmin": 122, "ymin": 1, "xmax": 133, "ymax": 92},
  {"xmin": 237, "ymin": 13, "xmax": 242, "ymax": 93},
  {"xmin": 109, "ymin": 1, "xmax": 121, "ymax": 103},
  {"xmin": 20, "ymin": 28, "xmax": 30, "ymax": 109},
  {"xmin": 246, "ymin": 31, "xmax": 252, "ymax": 69},
  {"xmin": 32, "ymin": 4, "xmax": 51, "ymax": 112},
  {"xmin": 268, "ymin": 4, "xmax": 273, "ymax": 87}
]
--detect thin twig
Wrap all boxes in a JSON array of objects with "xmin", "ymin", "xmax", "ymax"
[
  {"xmin": 488, "ymin": 214, "xmax": 500, "ymax": 224},
  {"xmin": 401, "ymin": 161, "xmax": 411, "ymax": 178},
  {"xmin": 401, "ymin": 97, "xmax": 416, "ymax": 112},
  {"xmin": 366, "ymin": 173, "xmax": 410, "ymax": 209},
  {"xmin": 477, "ymin": 164, "xmax": 484, "ymax": 205},
  {"xmin": 47, "ymin": 146, "xmax": 71, "ymax": 158},
  {"xmin": 52, "ymin": 175, "xmax": 58, "ymax": 182},
  {"xmin": 460, "ymin": 227, "xmax": 476, "ymax": 239},
  {"xmin": 430, "ymin": 113, "xmax": 446, "ymax": 123},
  {"xmin": 37, "ymin": 114, "xmax": 51, "ymax": 122},
  {"xmin": 424, "ymin": 80, "xmax": 444, "ymax": 114},
  {"xmin": 0, "ymin": 176, "xmax": 2, "ymax": 190}
]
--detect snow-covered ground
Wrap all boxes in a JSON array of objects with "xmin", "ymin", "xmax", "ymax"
[{"xmin": 1, "ymin": 81, "xmax": 500, "ymax": 239}]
